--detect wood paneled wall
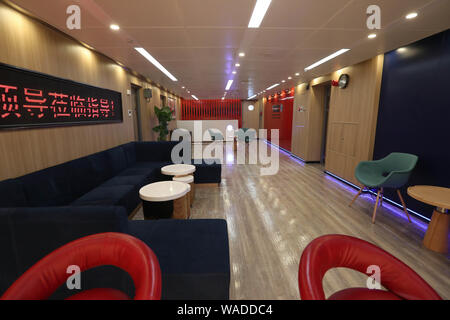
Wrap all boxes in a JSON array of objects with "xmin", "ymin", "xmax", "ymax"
[
  {"xmin": 291, "ymin": 55, "xmax": 384, "ymax": 183},
  {"xmin": 242, "ymin": 100, "xmax": 261, "ymax": 130},
  {"xmin": 325, "ymin": 55, "xmax": 384, "ymax": 185},
  {"xmin": 0, "ymin": 3, "xmax": 179, "ymax": 180},
  {"xmin": 291, "ymin": 83, "xmax": 327, "ymax": 161}
]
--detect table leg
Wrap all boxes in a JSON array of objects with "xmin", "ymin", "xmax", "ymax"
[
  {"xmin": 190, "ymin": 182, "xmax": 195, "ymax": 206},
  {"xmin": 173, "ymin": 195, "xmax": 188, "ymax": 220},
  {"xmin": 423, "ymin": 208, "xmax": 449, "ymax": 254}
]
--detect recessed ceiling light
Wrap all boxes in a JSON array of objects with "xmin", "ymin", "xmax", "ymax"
[
  {"xmin": 187, "ymin": 90, "xmax": 191, "ymax": 93},
  {"xmin": 135, "ymin": 47, "xmax": 178, "ymax": 81},
  {"xmin": 288, "ymin": 77, "xmax": 292, "ymax": 80},
  {"xmin": 182, "ymin": 86, "xmax": 185, "ymax": 89},
  {"xmin": 225, "ymin": 80, "xmax": 234, "ymax": 91},
  {"xmin": 281, "ymin": 80, "xmax": 286, "ymax": 83},
  {"xmin": 248, "ymin": 0, "xmax": 272, "ymax": 28},
  {"xmin": 248, "ymin": 94, "xmax": 257, "ymax": 100},
  {"xmin": 110, "ymin": 24, "xmax": 120, "ymax": 31},
  {"xmin": 266, "ymin": 83, "xmax": 279, "ymax": 90},
  {"xmin": 368, "ymin": 33, "xmax": 377, "ymax": 39},
  {"xmin": 235, "ymin": 63, "xmax": 241, "ymax": 67},
  {"xmin": 406, "ymin": 12, "xmax": 418, "ymax": 19},
  {"xmin": 239, "ymin": 52, "xmax": 246, "ymax": 57},
  {"xmin": 232, "ymin": 71, "xmax": 237, "ymax": 74},
  {"xmin": 304, "ymin": 49, "xmax": 350, "ymax": 71},
  {"xmin": 295, "ymin": 73, "xmax": 300, "ymax": 76},
  {"xmin": 191, "ymin": 95, "xmax": 199, "ymax": 101}
]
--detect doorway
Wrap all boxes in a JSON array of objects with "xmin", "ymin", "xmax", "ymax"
[
  {"xmin": 160, "ymin": 95, "xmax": 167, "ymax": 108},
  {"xmin": 131, "ymin": 84, "xmax": 143, "ymax": 141},
  {"xmin": 320, "ymin": 84, "xmax": 331, "ymax": 165}
]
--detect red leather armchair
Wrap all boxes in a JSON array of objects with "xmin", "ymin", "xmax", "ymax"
[
  {"xmin": 1, "ymin": 233, "xmax": 161, "ymax": 300},
  {"xmin": 298, "ymin": 235, "xmax": 442, "ymax": 300}
]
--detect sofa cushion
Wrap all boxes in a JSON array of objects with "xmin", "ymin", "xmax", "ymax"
[
  {"xmin": 87, "ymin": 152, "xmax": 115, "ymax": 186},
  {"xmin": 118, "ymin": 161, "xmax": 172, "ymax": 183},
  {"xmin": 101, "ymin": 175, "xmax": 147, "ymax": 188},
  {"xmin": 0, "ymin": 179, "xmax": 28, "ymax": 208},
  {"xmin": 66, "ymin": 157, "xmax": 99, "ymax": 199},
  {"xmin": 105, "ymin": 147, "xmax": 128, "ymax": 175},
  {"xmin": 21, "ymin": 163, "xmax": 74, "ymax": 207},
  {"xmin": 135, "ymin": 141, "xmax": 178, "ymax": 162},
  {"xmin": 118, "ymin": 168, "xmax": 152, "ymax": 177},
  {"xmin": 193, "ymin": 159, "xmax": 222, "ymax": 184},
  {"xmin": 128, "ymin": 219, "xmax": 230, "ymax": 299},
  {"xmin": 71, "ymin": 185, "xmax": 137, "ymax": 214},
  {"xmin": 121, "ymin": 142, "xmax": 137, "ymax": 166}
]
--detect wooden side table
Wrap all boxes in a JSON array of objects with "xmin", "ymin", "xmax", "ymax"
[
  {"xmin": 407, "ymin": 186, "xmax": 450, "ymax": 254},
  {"xmin": 139, "ymin": 181, "xmax": 191, "ymax": 220},
  {"xmin": 161, "ymin": 164, "xmax": 196, "ymax": 178},
  {"xmin": 173, "ymin": 175, "xmax": 195, "ymax": 218}
]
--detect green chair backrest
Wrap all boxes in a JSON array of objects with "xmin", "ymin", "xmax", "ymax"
[
  {"xmin": 379, "ymin": 153, "xmax": 418, "ymax": 188},
  {"xmin": 381, "ymin": 153, "xmax": 418, "ymax": 173}
]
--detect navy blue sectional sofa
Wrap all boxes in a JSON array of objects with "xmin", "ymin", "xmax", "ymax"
[
  {"xmin": 0, "ymin": 141, "xmax": 228, "ymax": 299},
  {"xmin": 0, "ymin": 141, "xmax": 221, "ymax": 217}
]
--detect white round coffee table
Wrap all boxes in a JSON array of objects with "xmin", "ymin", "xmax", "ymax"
[
  {"xmin": 139, "ymin": 181, "xmax": 191, "ymax": 220},
  {"xmin": 173, "ymin": 175, "xmax": 195, "ymax": 213},
  {"xmin": 161, "ymin": 164, "xmax": 196, "ymax": 177}
]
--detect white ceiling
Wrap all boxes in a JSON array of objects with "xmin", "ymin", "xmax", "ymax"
[{"xmin": 9, "ymin": 0, "xmax": 450, "ymax": 99}]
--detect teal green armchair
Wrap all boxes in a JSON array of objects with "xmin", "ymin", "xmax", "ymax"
[
  {"xmin": 349, "ymin": 153, "xmax": 418, "ymax": 224},
  {"xmin": 235, "ymin": 128, "xmax": 257, "ymax": 143}
]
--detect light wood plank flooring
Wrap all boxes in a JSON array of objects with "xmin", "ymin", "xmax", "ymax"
[{"xmin": 135, "ymin": 145, "xmax": 449, "ymax": 300}]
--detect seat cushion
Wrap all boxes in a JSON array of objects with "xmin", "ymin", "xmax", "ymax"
[
  {"xmin": 135, "ymin": 142, "xmax": 178, "ymax": 162},
  {"xmin": 121, "ymin": 143, "xmax": 137, "ymax": 166},
  {"xmin": 66, "ymin": 157, "xmax": 100, "ymax": 199},
  {"xmin": 118, "ymin": 168, "xmax": 152, "ymax": 177},
  {"xmin": 105, "ymin": 147, "xmax": 128, "ymax": 175},
  {"xmin": 72, "ymin": 185, "xmax": 137, "ymax": 214},
  {"xmin": 128, "ymin": 219, "xmax": 230, "ymax": 300},
  {"xmin": 87, "ymin": 152, "xmax": 115, "ymax": 186},
  {"xmin": 128, "ymin": 161, "xmax": 172, "ymax": 182},
  {"xmin": 328, "ymin": 288, "xmax": 402, "ymax": 300},
  {"xmin": 101, "ymin": 175, "xmax": 147, "ymax": 188},
  {"xmin": 21, "ymin": 163, "xmax": 74, "ymax": 207},
  {"xmin": 0, "ymin": 179, "xmax": 28, "ymax": 208}
]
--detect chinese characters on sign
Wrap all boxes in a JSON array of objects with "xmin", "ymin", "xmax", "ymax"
[{"xmin": 0, "ymin": 63, "xmax": 122, "ymax": 129}]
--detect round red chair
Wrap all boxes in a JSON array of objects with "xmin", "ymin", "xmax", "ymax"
[
  {"xmin": 1, "ymin": 233, "xmax": 161, "ymax": 300},
  {"xmin": 298, "ymin": 235, "xmax": 442, "ymax": 300}
]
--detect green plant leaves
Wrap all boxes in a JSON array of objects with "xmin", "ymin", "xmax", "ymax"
[{"xmin": 153, "ymin": 105, "xmax": 173, "ymax": 141}]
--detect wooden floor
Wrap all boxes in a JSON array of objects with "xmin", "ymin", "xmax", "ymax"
[{"xmin": 135, "ymin": 145, "xmax": 450, "ymax": 300}]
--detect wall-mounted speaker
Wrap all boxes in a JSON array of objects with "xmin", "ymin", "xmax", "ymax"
[{"xmin": 143, "ymin": 88, "xmax": 152, "ymax": 99}]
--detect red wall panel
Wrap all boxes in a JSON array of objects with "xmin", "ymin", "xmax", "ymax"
[
  {"xmin": 181, "ymin": 99, "xmax": 242, "ymax": 127},
  {"xmin": 263, "ymin": 88, "xmax": 294, "ymax": 151}
]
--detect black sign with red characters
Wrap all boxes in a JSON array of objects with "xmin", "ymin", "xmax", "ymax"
[{"xmin": 0, "ymin": 62, "xmax": 123, "ymax": 129}]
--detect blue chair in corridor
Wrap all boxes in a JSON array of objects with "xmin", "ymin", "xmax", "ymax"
[{"xmin": 348, "ymin": 153, "xmax": 419, "ymax": 224}]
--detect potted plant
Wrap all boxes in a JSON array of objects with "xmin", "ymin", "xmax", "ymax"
[{"xmin": 152, "ymin": 106, "xmax": 173, "ymax": 141}]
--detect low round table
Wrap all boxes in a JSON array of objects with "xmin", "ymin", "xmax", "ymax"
[
  {"xmin": 173, "ymin": 175, "xmax": 195, "ymax": 214},
  {"xmin": 407, "ymin": 186, "xmax": 450, "ymax": 254},
  {"xmin": 161, "ymin": 164, "xmax": 196, "ymax": 178},
  {"xmin": 139, "ymin": 181, "xmax": 191, "ymax": 220}
]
